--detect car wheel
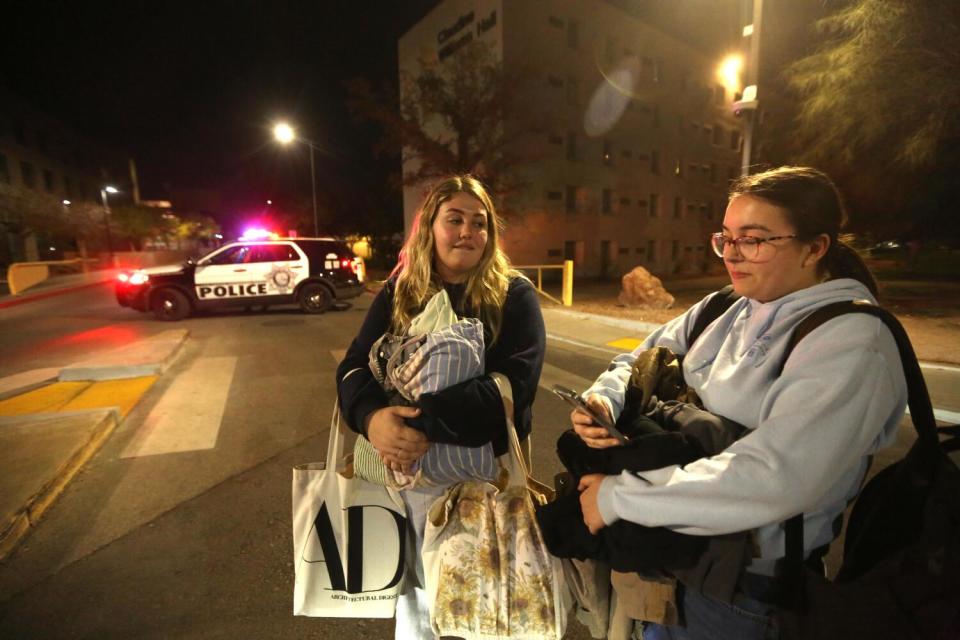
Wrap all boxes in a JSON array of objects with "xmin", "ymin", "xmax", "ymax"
[
  {"xmin": 151, "ymin": 288, "xmax": 191, "ymax": 321},
  {"xmin": 299, "ymin": 283, "xmax": 332, "ymax": 314}
]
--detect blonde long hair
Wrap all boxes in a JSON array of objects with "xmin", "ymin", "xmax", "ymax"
[{"xmin": 391, "ymin": 175, "xmax": 519, "ymax": 342}]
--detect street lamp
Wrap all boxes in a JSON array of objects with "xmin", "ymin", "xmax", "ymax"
[
  {"xmin": 272, "ymin": 121, "xmax": 319, "ymax": 237},
  {"xmin": 100, "ymin": 185, "xmax": 119, "ymax": 264}
]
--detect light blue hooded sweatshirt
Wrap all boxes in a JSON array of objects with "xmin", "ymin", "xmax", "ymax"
[{"xmin": 585, "ymin": 278, "xmax": 908, "ymax": 576}]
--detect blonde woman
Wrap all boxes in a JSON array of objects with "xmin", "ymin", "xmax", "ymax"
[{"xmin": 335, "ymin": 175, "xmax": 545, "ymax": 639}]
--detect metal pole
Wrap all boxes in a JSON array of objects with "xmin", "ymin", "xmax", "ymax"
[
  {"xmin": 741, "ymin": 0, "xmax": 763, "ymax": 176},
  {"xmin": 100, "ymin": 189, "xmax": 114, "ymax": 264},
  {"xmin": 309, "ymin": 144, "xmax": 319, "ymax": 237}
]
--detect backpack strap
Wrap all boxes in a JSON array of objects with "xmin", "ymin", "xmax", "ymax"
[
  {"xmin": 781, "ymin": 301, "xmax": 941, "ymax": 589},
  {"xmin": 686, "ymin": 285, "xmax": 740, "ymax": 349}
]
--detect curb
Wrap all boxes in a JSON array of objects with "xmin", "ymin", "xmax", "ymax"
[
  {"xmin": 0, "ymin": 409, "xmax": 118, "ymax": 561},
  {"xmin": 0, "ymin": 279, "xmax": 112, "ymax": 310},
  {"xmin": 543, "ymin": 307, "xmax": 663, "ymax": 334},
  {"xmin": 59, "ymin": 335, "xmax": 187, "ymax": 382}
]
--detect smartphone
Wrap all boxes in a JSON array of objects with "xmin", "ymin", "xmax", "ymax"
[{"xmin": 551, "ymin": 384, "xmax": 629, "ymax": 444}]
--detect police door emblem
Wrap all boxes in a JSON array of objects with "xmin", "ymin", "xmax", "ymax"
[{"xmin": 267, "ymin": 265, "xmax": 296, "ymax": 293}]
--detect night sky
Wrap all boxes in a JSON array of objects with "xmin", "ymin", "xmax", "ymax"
[{"xmin": 2, "ymin": 0, "xmax": 437, "ymax": 232}]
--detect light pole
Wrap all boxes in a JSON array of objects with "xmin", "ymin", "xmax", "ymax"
[
  {"xmin": 733, "ymin": 0, "xmax": 764, "ymax": 176},
  {"xmin": 100, "ymin": 185, "xmax": 118, "ymax": 264},
  {"xmin": 273, "ymin": 121, "xmax": 319, "ymax": 237}
]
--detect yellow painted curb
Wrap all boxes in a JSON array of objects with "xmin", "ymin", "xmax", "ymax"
[
  {"xmin": 606, "ymin": 337, "xmax": 643, "ymax": 351},
  {"xmin": 0, "ymin": 381, "xmax": 91, "ymax": 416},
  {"xmin": 62, "ymin": 376, "xmax": 158, "ymax": 418}
]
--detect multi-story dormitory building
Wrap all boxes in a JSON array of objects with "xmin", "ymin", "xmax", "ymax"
[
  {"xmin": 399, "ymin": 0, "xmax": 744, "ymax": 278},
  {"xmin": 0, "ymin": 88, "xmax": 129, "ymax": 264}
]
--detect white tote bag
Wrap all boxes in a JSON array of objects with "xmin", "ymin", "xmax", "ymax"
[{"xmin": 292, "ymin": 404, "xmax": 407, "ymax": 617}]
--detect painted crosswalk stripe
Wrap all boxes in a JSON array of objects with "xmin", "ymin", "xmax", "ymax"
[{"xmin": 120, "ymin": 356, "xmax": 237, "ymax": 458}]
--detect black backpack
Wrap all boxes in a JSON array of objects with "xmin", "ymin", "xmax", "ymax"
[{"xmin": 690, "ymin": 287, "xmax": 960, "ymax": 639}]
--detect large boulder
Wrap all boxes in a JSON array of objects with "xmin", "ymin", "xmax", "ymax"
[{"xmin": 618, "ymin": 266, "xmax": 675, "ymax": 308}]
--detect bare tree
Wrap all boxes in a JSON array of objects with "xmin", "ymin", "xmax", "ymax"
[{"xmin": 347, "ymin": 41, "xmax": 540, "ymax": 197}]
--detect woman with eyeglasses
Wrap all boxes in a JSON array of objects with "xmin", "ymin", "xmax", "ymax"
[{"xmin": 571, "ymin": 166, "xmax": 907, "ymax": 639}]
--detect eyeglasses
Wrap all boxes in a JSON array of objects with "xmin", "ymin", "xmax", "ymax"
[{"xmin": 710, "ymin": 232, "xmax": 798, "ymax": 261}]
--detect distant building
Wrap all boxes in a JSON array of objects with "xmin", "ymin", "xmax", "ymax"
[
  {"xmin": 0, "ymin": 88, "xmax": 130, "ymax": 262},
  {"xmin": 398, "ymin": 0, "xmax": 743, "ymax": 277}
]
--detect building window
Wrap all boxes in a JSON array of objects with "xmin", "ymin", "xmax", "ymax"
[
  {"xmin": 548, "ymin": 134, "xmax": 563, "ymax": 145},
  {"xmin": 43, "ymin": 169, "xmax": 55, "ymax": 192},
  {"xmin": 564, "ymin": 240, "xmax": 576, "ymax": 261},
  {"xmin": 20, "ymin": 161, "xmax": 35, "ymax": 188},
  {"xmin": 649, "ymin": 193, "xmax": 659, "ymax": 217},
  {"xmin": 713, "ymin": 125, "xmax": 724, "ymax": 146},
  {"xmin": 547, "ymin": 248, "xmax": 563, "ymax": 258},
  {"xmin": 621, "ymin": 149, "xmax": 633, "ymax": 159},
  {"xmin": 567, "ymin": 19, "xmax": 579, "ymax": 49},
  {"xmin": 0, "ymin": 153, "xmax": 9, "ymax": 184},
  {"xmin": 672, "ymin": 240, "xmax": 680, "ymax": 259},
  {"xmin": 619, "ymin": 197, "xmax": 631, "ymax": 206},
  {"xmin": 565, "ymin": 186, "xmax": 577, "ymax": 214},
  {"xmin": 566, "ymin": 131, "xmax": 578, "ymax": 161},
  {"xmin": 637, "ymin": 198, "xmax": 648, "ymax": 209},
  {"xmin": 546, "ymin": 190, "xmax": 562, "ymax": 200},
  {"xmin": 673, "ymin": 197, "xmax": 683, "ymax": 219},
  {"xmin": 635, "ymin": 247, "xmax": 645, "ymax": 254},
  {"xmin": 647, "ymin": 240, "xmax": 657, "ymax": 262},
  {"xmin": 548, "ymin": 15, "xmax": 564, "ymax": 28},
  {"xmin": 602, "ymin": 139, "xmax": 613, "ymax": 165},
  {"xmin": 618, "ymin": 247, "xmax": 630, "ymax": 255},
  {"xmin": 602, "ymin": 188, "xmax": 612, "ymax": 214},
  {"xmin": 650, "ymin": 149, "xmax": 660, "ymax": 174}
]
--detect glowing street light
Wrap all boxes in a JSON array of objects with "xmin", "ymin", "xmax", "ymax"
[
  {"xmin": 272, "ymin": 120, "xmax": 319, "ymax": 237},
  {"xmin": 717, "ymin": 54, "xmax": 744, "ymax": 94},
  {"xmin": 62, "ymin": 199, "xmax": 71, "ymax": 206},
  {"xmin": 273, "ymin": 122, "xmax": 295, "ymax": 145}
]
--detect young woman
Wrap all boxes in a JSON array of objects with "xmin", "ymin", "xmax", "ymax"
[
  {"xmin": 573, "ymin": 166, "xmax": 908, "ymax": 639},
  {"xmin": 335, "ymin": 175, "xmax": 545, "ymax": 640}
]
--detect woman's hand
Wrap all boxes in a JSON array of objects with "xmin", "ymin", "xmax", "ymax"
[
  {"xmin": 571, "ymin": 394, "xmax": 621, "ymax": 449},
  {"xmin": 578, "ymin": 474, "xmax": 608, "ymax": 535},
  {"xmin": 365, "ymin": 406, "xmax": 430, "ymax": 474}
]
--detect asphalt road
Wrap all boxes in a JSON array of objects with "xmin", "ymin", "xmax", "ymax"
[{"xmin": 0, "ymin": 286, "xmax": 607, "ymax": 639}]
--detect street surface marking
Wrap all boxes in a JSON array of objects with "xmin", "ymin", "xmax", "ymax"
[
  {"xmin": 920, "ymin": 362, "xmax": 960, "ymax": 373},
  {"xmin": 120, "ymin": 356, "xmax": 237, "ymax": 458},
  {"xmin": 62, "ymin": 376, "xmax": 158, "ymax": 418},
  {"xmin": 0, "ymin": 381, "xmax": 90, "ymax": 416},
  {"xmin": 607, "ymin": 337, "xmax": 642, "ymax": 351},
  {"xmin": 546, "ymin": 333, "xmax": 620, "ymax": 357}
]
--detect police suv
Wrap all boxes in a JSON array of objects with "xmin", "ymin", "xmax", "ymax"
[{"xmin": 116, "ymin": 237, "xmax": 365, "ymax": 321}]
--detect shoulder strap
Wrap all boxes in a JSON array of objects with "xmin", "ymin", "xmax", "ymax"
[
  {"xmin": 686, "ymin": 285, "xmax": 740, "ymax": 349},
  {"xmin": 782, "ymin": 301, "xmax": 941, "ymax": 580}
]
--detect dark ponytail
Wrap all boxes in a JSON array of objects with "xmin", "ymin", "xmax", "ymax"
[
  {"xmin": 730, "ymin": 167, "xmax": 880, "ymax": 299},
  {"xmin": 825, "ymin": 240, "xmax": 879, "ymax": 299}
]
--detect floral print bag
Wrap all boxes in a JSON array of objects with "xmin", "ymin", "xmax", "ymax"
[{"xmin": 421, "ymin": 373, "xmax": 572, "ymax": 639}]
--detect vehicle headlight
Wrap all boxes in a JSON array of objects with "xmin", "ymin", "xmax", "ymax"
[{"xmin": 128, "ymin": 271, "xmax": 150, "ymax": 286}]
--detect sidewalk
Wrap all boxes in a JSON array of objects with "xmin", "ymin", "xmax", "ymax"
[
  {"xmin": 0, "ymin": 268, "xmax": 118, "ymax": 309},
  {"xmin": 0, "ymin": 319, "xmax": 188, "ymax": 560}
]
